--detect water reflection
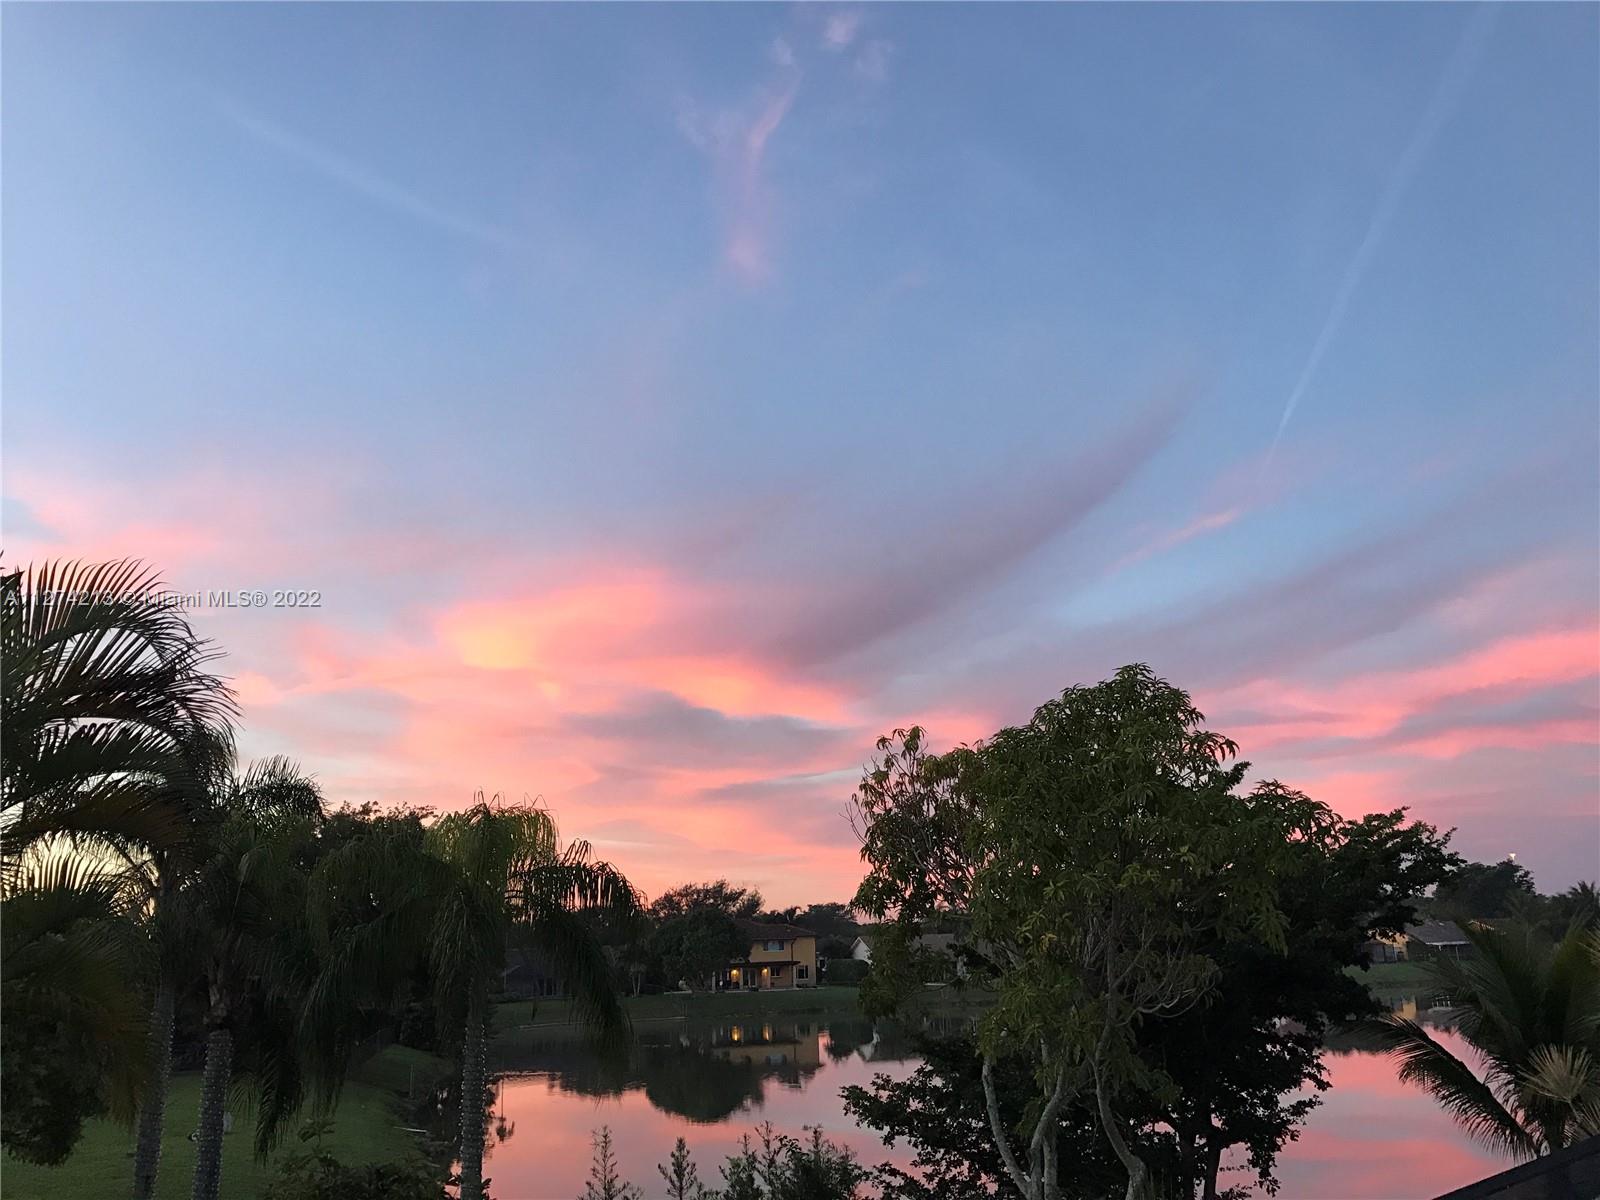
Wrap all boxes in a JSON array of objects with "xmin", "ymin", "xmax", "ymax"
[
  {"xmin": 489, "ymin": 1014, "xmax": 921, "ymax": 1125},
  {"xmin": 481, "ymin": 1012, "xmax": 925, "ymax": 1196},
  {"xmin": 478, "ymin": 999, "xmax": 1505, "ymax": 1199}
]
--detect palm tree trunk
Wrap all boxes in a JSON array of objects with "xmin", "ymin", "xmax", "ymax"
[
  {"xmin": 457, "ymin": 1000, "xmax": 488, "ymax": 1200},
  {"xmin": 132, "ymin": 980, "xmax": 176, "ymax": 1200},
  {"xmin": 190, "ymin": 1027, "xmax": 233, "ymax": 1200}
]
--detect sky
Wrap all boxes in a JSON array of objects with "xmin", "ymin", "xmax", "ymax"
[{"xmin": 4, "ymin": 4, "xmax": 1597, "ymax": 905}]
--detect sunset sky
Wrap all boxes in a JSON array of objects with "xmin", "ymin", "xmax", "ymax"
[{"xmin": 5, "ymin": 4, "xmax": 1596, "ymax": 904}]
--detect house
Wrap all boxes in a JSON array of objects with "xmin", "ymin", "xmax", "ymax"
[
  {"xmin": 1408, "ymin": 920, "xmax": 1471, "ymax": 960},
  {"xmin": 717, "ymin": 920, "xmax": 817, "ymax": 991},
  {"xmin": 501, "ymin": 947, "xmax": 565, "ymax": 998},
  {"xmin": 1362, "ymin": 920, "xmax": 1472, "ymax": 965},
  {"xmin": 849, "ymin": 931, "xmax": 960, "ymax": 965}
]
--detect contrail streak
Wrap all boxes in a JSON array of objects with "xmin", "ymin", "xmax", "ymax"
[
  {"xmin": 1269, "ymin": 5, "xmax": 1497, "ymax": 458},
  {"xmin": 218, "ymin": 99, "xmax": 532, "ymax": 252}
]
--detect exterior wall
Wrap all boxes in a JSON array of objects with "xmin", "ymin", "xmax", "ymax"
[
  {"xmin": 850, "ymin": 939, "xmax": 872, "ymax": 962},
  {"xmin": 731, "ymin": 936, "xmax": 819, "ymax": 988},
  {"xmin": 792, "ymin": 936, "xmax": 817, "ymax": 986}
]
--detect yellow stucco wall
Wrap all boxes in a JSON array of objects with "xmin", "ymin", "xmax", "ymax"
[{"xmin": 742, "ymin": 935, "xmax": 818, "ymax": 986}]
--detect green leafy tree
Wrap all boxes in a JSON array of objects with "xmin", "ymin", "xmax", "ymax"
[
  {"xmin": 853, "ymin": 666, "xmax": 1288, "ymax": 1200},
  {"xmin": 649, "ymin": 880, "xmax": 765, "ymax": 922},
  {"xmin": 1370, "ymin": 919, "xmax": 1600, "ymax": 1156},
  {"xmin": 843, "ymin": 1033, "xmax": 1136, "ymax": 1200},
  {"xmin": 1430, "ymin": 857, "xmax": 1537, "ymax": 921},
  {"xmin": 1143, "ymin": 792, "xmax": 1460, "ymax": 1198},
  {"xmin": 717, "ymin": 1124, "xmax": 866, "ymax": 1200},
  {"xmin": 655, "ymin": 908, "xmax": 745, "ymax": 991}
]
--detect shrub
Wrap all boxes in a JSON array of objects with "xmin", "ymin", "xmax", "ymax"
[
  {"xmin": 822, "ymin": 958, "xmax": 868, "ymax": 985},
  {"xmin": 263, "ymin": 1150, "xmax": 447, "ymax": 1200}
]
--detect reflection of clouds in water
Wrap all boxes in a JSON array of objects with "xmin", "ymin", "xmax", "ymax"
[
  {"xmin": 484, "ymin": 1014, "xmax": 923, "ymax": 1192},
  {"xmin": 486, "ymin": 1006, "xmax": 1501, "ymax": 1197}
]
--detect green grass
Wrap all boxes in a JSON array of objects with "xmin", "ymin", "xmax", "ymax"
[
  {"xmin": 1346, "ymin": 960, "xmax": 1439, "ymax": 988},
  {"xmin": 0, "ymin": 1045, "xmax": 450, "ymax": 1200}
]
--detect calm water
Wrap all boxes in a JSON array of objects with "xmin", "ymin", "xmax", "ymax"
[{"xmin": 477, "ymin": 994, "xmax": 1502, "ymax": 1200}]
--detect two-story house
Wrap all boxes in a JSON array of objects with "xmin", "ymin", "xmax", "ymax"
[{"xmin": 718, "ymin": 920, "xmax": 818, "ymax": 991}]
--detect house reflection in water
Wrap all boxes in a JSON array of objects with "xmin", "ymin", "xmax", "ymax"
[{"xmin": 708, "ymin": 1021, "xmax": 824, "ymax": 1073}]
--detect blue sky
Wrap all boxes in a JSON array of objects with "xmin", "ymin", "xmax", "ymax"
[{"xmin": 5, "ymin": 3, "xmax": 1596, "ymax": 900}]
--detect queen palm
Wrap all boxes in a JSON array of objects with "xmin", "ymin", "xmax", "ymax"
[
  {"xmin": 432, "ymin": 798, "xmax": 637, "ymax": 1200},
  {"xmin": 1370, "ymin": 919, "xmax": 1600, "ymax": 1157},
  {"xmin": 308, "ymin": 796, "xmax": 637, "ymax": 1200},
  {"xmin": 125, "ymin": 752, "xmax": 325, "ymax": 1200},
  {"xmin": 177, "ymin": 768, "xmax": 327, "ymax": 1200}
]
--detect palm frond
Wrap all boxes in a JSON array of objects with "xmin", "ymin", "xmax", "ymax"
[{"xmin": 1367, "ymin": 1013, "xmax": 1537, "ymax": 1159}]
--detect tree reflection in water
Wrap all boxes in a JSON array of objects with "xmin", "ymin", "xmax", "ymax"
[{"xmin": 486, "ymin": 1013, "xmax": 937, "ymax": 1133}]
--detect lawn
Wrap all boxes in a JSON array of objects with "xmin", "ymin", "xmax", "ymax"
[
  {"xmin": 490, "ymin": 982, "xmax": 996, "ymax": 1034},
  {"xmin": 1345, "ymin": 960, "xmax": 1440, "ymax": 989},
  {"xmin": 0, "ymin": 1045, "xmax": 449, "ymax": 1200}
]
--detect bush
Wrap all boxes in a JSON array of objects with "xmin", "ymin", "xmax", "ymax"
[
  {"xmin": 822, "ymin": 958, "xmax": 868, "ymax": 985},
  {"xmin": 264, "ymin": 1148, "xmax": 447, "ymax": 1200}
]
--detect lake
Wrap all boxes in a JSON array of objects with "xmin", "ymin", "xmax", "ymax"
[{"xmin": 477, "ymin": 992, "xmax": 1503, "ymax": 1199}]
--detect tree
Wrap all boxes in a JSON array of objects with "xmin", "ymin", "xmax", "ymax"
[
  {"xmin": 659, "ymin": 1136, "xmax": 709, "ymax": 1200},
  {"xmin": 853, "ymin": 666, "xmax": 1288, "ymax": 1200},
  {"xmin": 0, "ymin": 860, "xmax": 148, "ymax": 1164},
  {"xmin": 1, "ymin": 559, "xmax": 235, "ymax": 866},
  {"xmin": 1369, "ymin": 918, "xmax": 1600, "ymax": 1157},
  {"xmin": 580, "ymin": 1126, "xmax": 640, "ymax": 1200},
  {"xmin": 424, "ymin": 799, "xmax": 636, "ymax": 1200},
  {"xmin": 1, "ymin": 560, "xmax": 235, "ymax": 1169},
  {"xmin": 178, "ymin": 774, "xmax": 329, "ymax": 1200},
  {"xmin": 1429, "ymin": 857, "xmax": 1536, "ymax": 921},
  {"xmin": 127, "ymin": 753, "xmax": 326, "ymax": 1200},
  {"xmin": 1142, "ymin": 792, "xmax": 1460, "ymax": 1198},
  {"xmin": 654, "ymin": 908, "xmax": 745, "ymax": 991},
  {"xmin": 843, "ymin": 1033, "xmax": 1136, "ymax": 1200},
  {"xmin": 650, "ymin": 880, "xmax": 764, "ymax": 922}
]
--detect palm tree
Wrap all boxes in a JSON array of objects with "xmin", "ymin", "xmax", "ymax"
[
  {"xmin": 175, "ymin": 761, "xmax": 327, "ymax": 1200},
  {"xmin": 0, "ymin": 858, "xmax": 149, "ymax": 1164},
  {"xmin": 125, "ymin": 752, "xmax": 324, "ymax": 1200},
  {"xmin": 1370, "ymin": 919, "xmax": 1600, "ymax": 1157},
  {"xmin": 1, "ymin": 560, "xmax": 234, "ymax": 1169},
  {"xmin": 428, "ymin": 798, "xmax": 638, "ymax": 1200},
  {"xmin": 2, "ymin": 559, "xmax": 235, "ymax": 865}
]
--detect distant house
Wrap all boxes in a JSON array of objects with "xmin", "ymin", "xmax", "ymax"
[
  {"xmin": 849, "ymin": 931, "xmax": 963, "ymax": 974},
  {"xmin": 1363, "ymin": 920, "xmax": 1472, "ymax": 965},
  {"xmin": 501, "ymin": 947, "xmax": 565, "ymax": 998},
  {"xmin": 1408, "ymin": 920, "xmax": 1471, "ymax": 960},
  {"xmin": 717, "ymin": 920, "xmax": 817, "ymax": 991}
]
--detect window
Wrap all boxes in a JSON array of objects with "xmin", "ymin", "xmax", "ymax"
[
  {"xmin": 763, "ymin": 939, "xmax": 786, "ymax": 952},
  {"xmin": 796, "ymin": 965, "xmax": 809, "ymax": 980}
]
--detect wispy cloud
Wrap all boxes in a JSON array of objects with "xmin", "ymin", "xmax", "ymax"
[
  {"xmin": 219, "ymin": 99, "xmax": 531, "ymax": 251},
  {"xmin": 822, "ymin": 12, "xmax": 863, "ymax": 51},
  {"xmin": 1268, "ymin": 6, "xmax": 1496, "ymax": 456},
  {"xmin": 675, "ymin": 12, "xmax": 893, "ymax": 283},
  {"xmin": 677, "ymin": 80, "xmax": 798, "ymax": 283}
]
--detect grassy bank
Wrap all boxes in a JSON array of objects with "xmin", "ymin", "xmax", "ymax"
[
  {"xmin": 1346, "ymin": 960, "xmax": 1439, "ymax": 988},
  {"xmin": 0, "ymin": 1045, "xmax": 449, "ymax": 1200}
]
